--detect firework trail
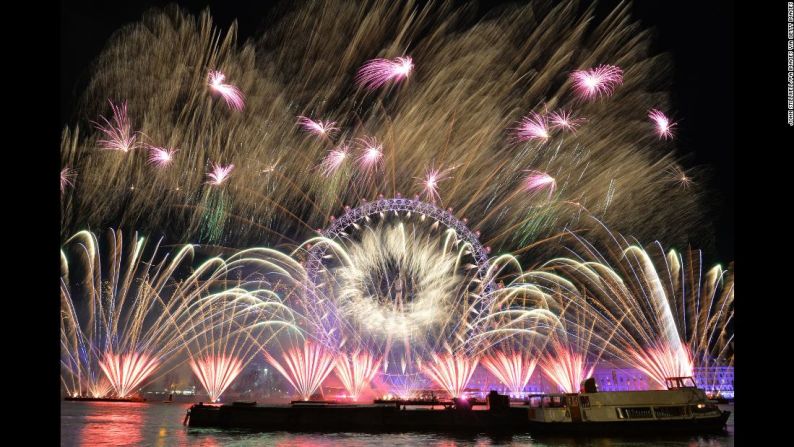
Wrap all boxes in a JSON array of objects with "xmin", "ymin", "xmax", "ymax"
[
  {"xmin": 355, "ymin": 56, "xmax": 413, "ymax": 89},
  {"xmin": 60, "ymin": 0, "xmax": 711, "ymax": 256}
]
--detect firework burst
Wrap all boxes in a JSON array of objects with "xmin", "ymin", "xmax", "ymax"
[
  {"xmin": 92, "ymin": 100, "xmax": 139, "ymax": 152},
  {"xmin": 481, "ymin": 351, "xmax": 538, "ymax": 396},
  {"xmin": 60, "ymin": 167, "xmax": 76, "ymax": 193},
  {"xmin": 98, "ymin": 351, "xmax": 160, "ymax": 398},
  {"xmin": 206, "ymin": 162, "xmax": 234, "ymax": 185},
  {"xmin": 420, "ymin": 353, "xmax": 479, "ymax": 398},
  {"xmin": 648, "ymin": 108, "xmax": 676, "ymax": 139},
  {"xmin": 146, "ymin": 146, "xmax": 177, "ymax": 167},
  {"xmin": 297, "ymin": 116, "xmax": 339, "ymax": 138},
  {"xmin": 264, "ymin": 341, "xmax": 336, "ymax": 401},
  {"xmin": 570, "ymin": 65, "xmax": 623, "ymax": 100},
  {"xmin": 356, "ymin": 137, "xmax": 384, "ymax": 171},
  {"xmin": 189, "ymin": 355, "xmax": 244, "ymax": 402},
  {"xmin": 355, "ymin": 56, "xmax": 413, "ymax": 89},
  {"xmin": 320, "ymin": 145, "xmax": 350, "ymax": 176},
  {"xmin": 515, "ymin": 113, "xmax": 550, "ymax": 142},
  {"xmin": 549, "ymin": 110, "xmax": 584, "ymax": 132},
  {"xmin": 207, "ymin": 70, "xmax": 245, "ymax": 110},
  {"xmin": 334, "ymin": 351, "xmax": 382, "ymax": 401},
  {"xmin": 523, "ymin": 170, "xmax": 556, "ymax": 199}
]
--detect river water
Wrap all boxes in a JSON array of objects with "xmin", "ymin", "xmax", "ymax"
[{"xmin": 61, "ymin": 401, "xmax": 734, "ymax": 446}]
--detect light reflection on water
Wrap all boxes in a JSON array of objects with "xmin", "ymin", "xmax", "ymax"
[{"xmin": 61, "ymin": 401, "xmax": 733, "ymax": 446}]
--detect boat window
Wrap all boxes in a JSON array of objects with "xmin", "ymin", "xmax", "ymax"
[
  {"xmin": 616, "ymin": 408, "xmax": 625, "ymax": 419},
  {"xmin": 654, "ymin": 406, "xmax": 687, "ymax": 418},
  {"xmin": 622, "ymin": 407, "xmax": 653, "ymax": 419},
  {"xmin": 529, "ymin": 396, "xmax": 542, "ymax": 408},
  {"xmin": 579, "ymin": 396, "xmax": 590, "ymax": 408}
]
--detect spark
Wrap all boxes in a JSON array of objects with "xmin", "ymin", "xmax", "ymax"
[
  {"xmin": 570, "ymin": 65, "xmax": 624, "ymax": 100},
  {"xmin": 648, "ymin": 109, "xmax": 676, "ymax": 139},
  {"xmin": 61, "ymin": 167, "xmax": 77, "ymax": 193},
  {"xmin": 320, "ymin": 145, "xmax": 350, "ymax": 176},
  {"xmin": 297, "ymin": 116, "xmax": 339, "ymax": 137},
  {"xmin": 189, "ymin": 355, "xmax": 244, "ymax": 402},
  {"xmin": 206, "ymin": 162, "xmax": 234, "ymax": 186},
  {"xmin": 98, "ymin": 351, "xmax": 160, "ymax": 398},
  {"xmin": 355, "ymin": 56, "xmax": 413, "ymax": 89},
  {"xmin": 93, "ymin": 100, "xmax": 139, "ymax": 152},
  {"xmin": 549, "ymin": 110, "xmax": 584, "ymax": 132},
  {"xmin": 147, "ymin": 146, "xmax": 177, "ymax": 167},
  {"xmin": 515, "ymin": 113, "xmax": 550, "ymax": 141},
  {"xmin": 334, "ymin": 351, "xmax": 382, "ymax": 401},
  {"xmin": 523, "ymin": 170, "xmax": 557, "ymax": 199},
  {"xmin": 207, "ymin": 70, "xmax": 245, "ymax": 111},
  {"xmin": 356, "ymin": 137, "xmax": 383, "ymax": 170},
  {"xmin": 420, "ymin": 353, "xmax": 479, "ymax": 398},
  {"xmin": 264, "ymin": 342, "xmax": 336, "ymax": 401}
]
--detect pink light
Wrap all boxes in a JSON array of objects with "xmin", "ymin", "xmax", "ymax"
[
  {"xmin": 356, "ymin": 137, "xmax": 384, "ymax": 170},
  {"xmin": 207, "ymin": 70, "xmax": 245, "ymax": 111},
  {"xmin": 334, "ymin": 352, "xmax": 382, "ymax": 401},
  {"xmin": 570, "ymin": 65, "xmax": 624, "ymax": 100},
  {"xmin": 648, "ymin": 109, "xmax": 676, "ymax": 139},
  {"xmin": 417, "ymin": 166, "xmax": 451, "ymax": 203},
  {"xmin": 627, "ymin": 345, "xmax": 693, "ymax": 390},
  {"xmin": 355, "ymin": 56, "xmax": 413, "ymax": 89},
  {"xmin": 481, "ymin": 351, "xmax": 538, "ymax": 396},
  {"xmin": 297, "ymin": 116, "xmax": 339, "ymax": 138},
  {"xmin": 515, "ymin": 113, "xmax": 550, "ymax": 142},
  {"xmin": 98, "ymin": 351, "xmax": 159, "ymax": 398},
  {"xmin": 146, "ymin": 146, "xmax": 177, "ymax": 168},
  {"xmin": 206, "ymin": 162, "xmax": 234, "ymax": 186},
  {"xmin": 420, "ymin": 353, "xmax": 479, "ymax": 398},
  {"xmin": 320, "ymin": 145, "xmax": 350, "ymax": 176},
  {"xmin": 549, "ymin": 110, "xmax": 585, "ymax": 132},
  {"xmin": 540, "ymin": 342, "xmax": 595, "ymax": 394},
  {"xmin": 524, "ymin": 170, "xmax": 557, "ymax": 199},
  {"xmin": 60, "ymin": 167, "xmax": 77, "ymax": 193},
  {"xmin": 263, "ymin": 342, "xmax": 336, "ymax": 401},
  {"xmin": 189, "ymin": 354, "xmax": 244, "ymax": 402},
  {"xmin": 93, "ymin": 100, "xmax": 139, "ymax": 153}
]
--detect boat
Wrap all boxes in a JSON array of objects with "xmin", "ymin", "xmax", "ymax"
[
  {"xmin": 524, "ymin": 376, "xmax": 730, "ymax": 434},
  {"xmin": 64, "ymin": 396, "xmax": 147, "ymax": 403}
]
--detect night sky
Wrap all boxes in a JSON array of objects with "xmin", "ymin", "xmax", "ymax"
[{"xmin": 60, "ymin": 0, "xmax": 734, "ymax": 263}]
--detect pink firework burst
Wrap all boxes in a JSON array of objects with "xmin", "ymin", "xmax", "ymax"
[
  {"xmin": 481, "ymin": 351, "xmax": 538, "ymax": 397},
  {"xmin": 60, "ymin": 167, "xmax": 77, "ymax": 193},
  {"xmin": 569, "ymin": 65, "xmax": 624, "ymax": 100},
  {"xmin": 206, "ymin": 162, "xmax": 234, "ymax": 186},
  {"xmin": 549, "ymin": 110, "xmax": 585, "ymax": 132},
  {"xmin": 627, "ymin": 344, "xmax": 693, "ymax": 390},
  {"xmin": 334, "ymin": 351, "xmax": 382, "ymax": 401},
  {"xmin": 207, "ymin": 70, "xmax": 245, "ymax": 111},
  {"xmin": 416, "ymin": 166, "xmax": 451, "ymax": 203},
  {"xmin": 93, "ymin": 100, "xmax": 139, "ymax": 153},
  {"xmin": 189, "ymin": 354, "xmax": 245, "ymax": 402},
  {"xmin": 648, "ymin": 109, "xmax": 676, "ymax": 139},
  {"xmin": 524, "ymin": 170, "xmax": 557, "ymax": 199},
  {"xmin": 515, "ymin": 113, "xmax": 550, "ymax": 142},
  {"xmin": 355, "ymin": 56, "xmax": 413, "ymax": 89},
  {"xmin": 320, "ymin": 144, "xmax": 350, "ymax": 176},
  {"xmin": 146, "ymin": 146, "xmax": 177, "ymax": 168},
  {"xmin": 264, "ymin": 342, "xmax": 336, "ymax": 401},
  {"xmin": 539, "ymin": 342, "xmax": 595, "ymax": 394},
  {"xmin": 98, "ymin": 351, "xmax": 160, "ymax": 398},
  {"xmin": 356, "ymin": 137, "xmax": 384, "ymax": 170},
  {"xmin": 297, "ymin": 116, "xmax": 339, "ymax": 138},
  {"xmin": 420, "ymin": 353, "xmax": 479, "ymax": 398}
]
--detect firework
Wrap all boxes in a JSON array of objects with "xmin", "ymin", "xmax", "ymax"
[
  {"xmin": 147, "ymin": 146, "xmax": 177, "ymax": 167},
  {"xmin": 320, "ymin": 145, "xmax": 350, "ymax": 176},
  {"xmin": 297, "ymin": 116, "xmax": 339, "ymax": 138},
  {"xmin": 523, "ymin": 170, "xmax": 556, "ymax": 199},
  {"xmin": 540, "ymin": 341, "xmax": 595, "ymax": 394},
  {"xmin": 648, "ymin": 109, "xmax": 676, "ymax": 139},
  {"xmin": 548, "ymin": 110, "xmax": 584, "ymax": 132},
  {"xmin": 98, "ymin": 352, "xmax": 160, "ymax": 398},
  {"xmin": 189, "ymin": 355, "xmax": 244, "ymax": 402},
  {"xmin": 334, "ymin": 351, "xmax": 382, "ymax": 401},
  {"xmin": 206, "ymin": 162, "xmax": 234, "ymax": 185},
  {"xmin": 92, "ymin": 100, "xmax": 139, "ymax": 152},
  {"xmin": 355, "ymin": 56, "xmax": 413, "ymax": 89},
  {"xmin": 356, "ymin": 137, "xmax": 383, "ymax": 171},
  {"xmin": 264, "ymin": 341, "xmax": 336, "ymax": 401},
  {"xmin": 481, "ymin": 351, "xmax": 538, "ymax": 396},
  {"xmin": 207, "ymin": 70, "xmax": 245, "ymax": 110},
  {"xmin": 416, "ymin": 166, "xmax": 451, "ymax": 203},
  {"xmin": 420, "ymin": 353, "xmax": 479, "ymax": 398},
  {"xmin": 60, "ymin": 167, "xmax": 76, "ymax": 193},
  {"xmin": 569, "ymin": 65, "xmax": 624, "ymax": 100},
  {"xmin": 515, "ymin": 113, "xmax": 549, "ymax": 142}
]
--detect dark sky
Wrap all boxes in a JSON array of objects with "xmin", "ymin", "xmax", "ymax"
[{"xmin": 60, "ymin": 0, "xmax": 734, "ymax": 263}]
